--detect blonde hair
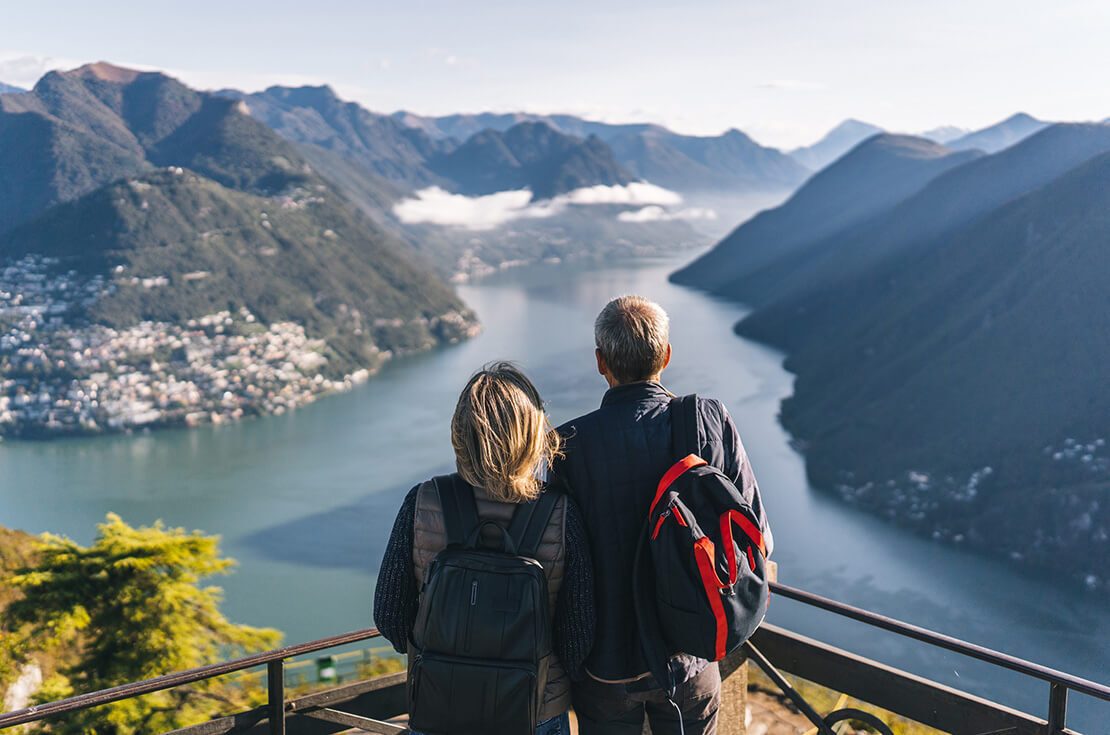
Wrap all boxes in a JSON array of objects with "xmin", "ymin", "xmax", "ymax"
[
  {"xmin": 451, "ymin": 362, "xmax": 562, "ymax": 503},
  {"xmin": 595, "ymin": 295, "xmax": 670, "ymax": 384}
]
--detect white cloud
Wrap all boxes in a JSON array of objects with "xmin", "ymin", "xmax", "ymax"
[
  {"xmin": 756, "ymin": 79, "xmax": 826, "ymax": 92},
  {"xmin": 618, "ymin": 206, "xmax": 717, "ymax": 223},
  {"xmin": 560, "ymin": 182, "xmax": 682, "ymax": 206},
  {"xmin": 393, "ymin": 182, "xmax": 707, "ymax": 230},
  {"xmin": 425, "ymin": 48, "xmax": 472, "ymax": 70},
  {"xmin": 393, "ymin": 187, "xmax": 558, "ymax": 230}
]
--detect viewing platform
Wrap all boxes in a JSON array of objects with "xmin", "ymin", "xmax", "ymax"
[{"xmin": 2, "ymin": 578, "xmax": 1106, "ymax": 735}]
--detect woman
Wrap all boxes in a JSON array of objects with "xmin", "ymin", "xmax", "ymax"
[{"xmin": 374, "ymin": 362, "xmax": 595, "ymax": 735}]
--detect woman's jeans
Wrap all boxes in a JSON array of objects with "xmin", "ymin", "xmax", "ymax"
[
  {"xmin": 536, "ymin": 712, "xmax": 571, "ymax": 735},
  {"xmin": 411, "ymin": 711, "xmax": 570, "ymax": 735}
]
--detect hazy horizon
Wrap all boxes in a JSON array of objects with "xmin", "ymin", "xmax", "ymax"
[{"xmin": 3, "ymin": 0, "xmax": 1109, "ymax": 148}]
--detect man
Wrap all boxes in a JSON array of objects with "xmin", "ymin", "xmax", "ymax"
[{"xmin": 550, "ymin": 295, "xmax": 772, "ymax": 735}]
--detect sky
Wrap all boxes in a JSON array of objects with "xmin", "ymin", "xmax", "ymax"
[{"xmin": 2, "ymin": 0, "xmax": 1109, "ymax": 149}]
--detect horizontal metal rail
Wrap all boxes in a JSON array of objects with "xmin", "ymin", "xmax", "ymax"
[
  {"xmin": 769, "ymin": 582, "xmax": 1110, "ymax": 702},
  {"xmin": 2, "ymin": 584, "xmax": 1107, "ymax": 732},
  {"xmin": 0, "ymin": 628, "xmax": 381, "ymax": 729},
  {"xmin": 750, "ymin": 624, "xmax": 1048, "ymax": 735}
]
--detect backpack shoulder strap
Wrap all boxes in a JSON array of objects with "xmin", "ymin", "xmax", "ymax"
[
  {"xmin": 434, "ymin": 474, "xmax": 480, "ymax": 547},
  {"xmin": 506, "ymin": 496, "xmax": 538, "ymax": 550},
  {"xmin": 510, "ymin": 490, "xmax": 560, "ymax": 558},
  {"xmin": 669, "ymin": 393, "xmax": 700, "ymax": 459}
]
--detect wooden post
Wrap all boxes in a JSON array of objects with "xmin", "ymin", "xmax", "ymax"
[
  {"xmin": 718, "ymin": 560, "xmax": 777, "ymax": 735},
  {"xmin": 267, "ymin": 659, "xmax": 285, "ymax": 735}
]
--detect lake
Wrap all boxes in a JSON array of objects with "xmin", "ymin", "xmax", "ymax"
[{"xmin": 2, "ymin": 254, "xmax": 1107, "ymax": 731}]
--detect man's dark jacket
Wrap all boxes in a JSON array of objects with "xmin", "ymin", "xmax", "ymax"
[{"xmin": 549, "ymin": 381, "xmax": 772, "ymax": 683}]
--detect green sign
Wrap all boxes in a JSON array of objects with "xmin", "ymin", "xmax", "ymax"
[{"xmin": 316, "ymin": 655, "xmax": 337, "ymax": 683}]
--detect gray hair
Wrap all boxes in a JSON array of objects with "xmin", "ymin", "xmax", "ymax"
[{"xmin": 594, "ymin": 295, "xmax": 670, "ymax": 384}]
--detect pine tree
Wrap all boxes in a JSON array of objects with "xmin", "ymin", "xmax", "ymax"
[{"xmin": 6, "ymin": 514, "xmax": 280, "ymax": 734}]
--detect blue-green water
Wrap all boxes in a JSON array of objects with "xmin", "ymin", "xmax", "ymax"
[{"xmin": 2, "ymin": 255, "xmax": 1106, "ymax": 730}]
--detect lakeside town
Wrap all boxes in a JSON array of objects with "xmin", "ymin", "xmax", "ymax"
[
  {"xmin": 0, "ymin": 255, "xmax": 376, "ymax": 437},
  {"xmin": 831, "ymin": 436, "xmax": 1109, "ymax": 591}
]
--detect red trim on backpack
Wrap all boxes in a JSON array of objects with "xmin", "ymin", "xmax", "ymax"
[
  {"xmin": 649, "ymin": 454, "xmax": 707, "ymax": 517},
  {"xmin": 719, "ymin": 510, "xmax": 767, "ymax": 586},
  {"xmin": 694, "ymin": 536, "xmax": 728, "ymax": 661},
  {"xmin": 651, "ymin": 513, "xmax": 667, "ymax": 540}
]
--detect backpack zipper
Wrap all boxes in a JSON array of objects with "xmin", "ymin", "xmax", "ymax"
[
  {"xmin": 651, "ymin": 504, "xmax": 691, "ymax": 540},
  {"xmin": 464, "ymin": 580, "xmax": 478, "ymax": 651}
]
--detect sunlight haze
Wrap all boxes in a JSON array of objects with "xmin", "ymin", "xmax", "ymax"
[{"xmin": 2, "ymin": 0, "xmax": 1109, "ymax": 147}]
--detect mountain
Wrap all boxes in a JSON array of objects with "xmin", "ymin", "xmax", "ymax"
[
  {"xmin": 390, "ymin": 111, "xmax": 545, "ymax": 141},
  {"xmin": 224, "ymin": 87, "xmax": 707, "ymax": 279},
  {"xmin": 0, "ymin": 62, "xmax": 312, "ymax": 234},
  {"xmin": 231, "ymin": 86, "xmax": 449, "ymax": 191},
  {"xmin": 428, "ymin": 121, "xmax": 634, "ymax": 198},
  {"xmin": 1, "ymin": 168, "xmax": 474, "ymax": 372},
  {"xmin": 766, "ymin": 153, "xmax": 1110, "ymax": 587},
  {"xmin": 947, "ymin": 112, "xmax": 1049, "ymax": 153},
  {"xmin": 0, "ymin": 63, "xmax": 480, "ymax": 430},
  {"xmin": 388, "ymin": 111, "xmax": 662, "ymax": 143},
  {"xmin": 394, "ymin": 111, "xmax": 809, "ymax": 193},
  {"xmin": 673, "ymin": 124, "xmax": 1110, "ymax": 588},
  {"xmin": 239, "ymin": 90, "xmax": 660, "ymax": 202},
  {"xmin": 0, "ymin": 82, "xmax": 24, "ymax": 95},
  {"xmin": 775, "ymin": 150, "xmax": 1110, "ymax": 479},
  {"xmin": 602, "ymin": 127, "xmax": 808, "ymax": 193},
  {"xmin": 918, "ymin": 125, "xmax": 967, "ymax": 144},
  {"xmin": 733, "ymin": 122, "xmax": 1110, "ymax": 341},
  {"xmin": 788, "ymin": 119, "xmax": 884, "ymax": 170},
  {"xmin": 677, "ymin": 123, "xmax": 1110, "ymax": 325},
  {"xmin": 671, "ymin": 135, "xmax": 981, "ymax": 297}
]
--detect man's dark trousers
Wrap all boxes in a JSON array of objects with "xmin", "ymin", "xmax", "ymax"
[{"xmin": 572, "ymin": 664, "xmax": 720, "ymax": 735}]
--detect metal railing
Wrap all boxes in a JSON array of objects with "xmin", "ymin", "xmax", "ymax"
[
  {"xmin": 1, "ymin": 583, "xmax": 1106, "ymax": 734},
  {"xmin": 748, "ymin": 582, "xmax": 1110, "ymax": 735},
  {"xmin": 0, "ymin": 628, "xmax": 396, "ymax": 733}
]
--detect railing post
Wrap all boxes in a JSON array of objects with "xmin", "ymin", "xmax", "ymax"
[
  {"xmin": 1046, "ymin": 682, "xmax": 1067, "ymax": 735},
  {"xmin": 267, "ymin": 659, "xmax": 286, "ymax": 735},
  {"xmin": 718, "ymin": 560, "xmax": 778, "ymax": 735}
]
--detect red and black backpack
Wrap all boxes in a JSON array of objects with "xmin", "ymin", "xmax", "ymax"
[{"xmin": 635, "ymin": 394, "xmax": 770, "ymax": 694}]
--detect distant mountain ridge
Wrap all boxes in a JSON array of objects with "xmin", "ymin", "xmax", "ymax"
[
  {"xmin": 233, "ymin": 86, "xmax": 641, "ymax": 200},
  {"xmin": 672, "ymin": 134, "xmax": 981, "ymax": 298},
  {"xmin": 206, "ymin": 84, "xmax": 709, "ymax": 284},
  {"xmin": 738, "ymin": 122, "xmax": 1110, "ymax": 333},
  {"xmin": 788, "ymin": 119, "xmax": 884, "ymax": 171},
  {"xmin": 392, "ymin": 110, "xmax": 810, "ymax": 193},
  {"xmin": 429, "ymin": 121, "xmax": 634, "ymax": 197},
  {"xmin": 0, "ymin": 81, "xmax": 24, "ymax": 94},
  {"xmin": 946, "ymin": 112, "xmax": 1049, "ymax": 153},
  {"xmin": 919, "ymin": 125, "xmax": 967, "ymax": 144},
  {"xmin": 227, "ymin": 85, "xmax": 450, "ymax": 190},
  {"xmin": 784, "ymin": 113, "xmax": 1052, "ymax": 174}
]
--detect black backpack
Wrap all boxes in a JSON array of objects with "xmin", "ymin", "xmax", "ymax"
[
  {"xmin": 634, "ymin": 395, "xmax": 770, "ymax": 694},
  {"xmin": 408, "ymin": 474, "xmax": 559, "ymax": 735}
]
